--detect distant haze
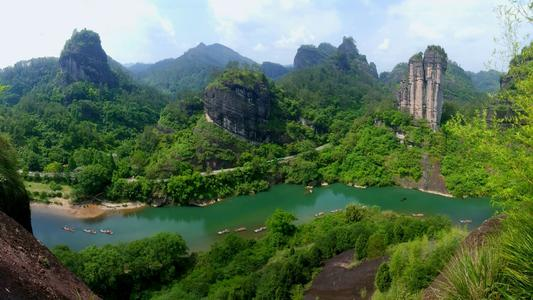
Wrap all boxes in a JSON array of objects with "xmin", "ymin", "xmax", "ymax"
[{"xmin": 0, "ymin": 0, "xmax": 528, "ymax": 72}]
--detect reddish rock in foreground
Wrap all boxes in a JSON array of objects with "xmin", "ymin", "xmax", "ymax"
[{"xmin": 0, "ymin": 210, "xmax": 99, "ymax": 300}]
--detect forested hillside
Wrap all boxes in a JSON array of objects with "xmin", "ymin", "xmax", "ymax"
[{"xmin": 128, "ymin": 43, "xmax": 256, "ymax": 94}]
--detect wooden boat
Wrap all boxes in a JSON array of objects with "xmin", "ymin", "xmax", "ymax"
[
  {"xmin": 314, "ymin": 212, "xmax": 325, "ymax": 217},
  {"xmin": 459, "ymin": 219, "xmax": 472, "ymax": 224},
  {"xmin": 217, "ymin": 229, "xmax": 230, "ymax": 235},
  {"xmin": 83, "ymin": 229, "xmax": 96, "ymax": 234},
  {"xmin": 234, "ymin": 227, "xmax": 247, "ymax": 232},
  {"xmin": 100, "ymin": 229, "xmax": 113, "ymax": 235},
  {"xmin": 62, "ymin": 226, "xmax": 74, "ymax": 232},
  {"xmin": 321, "ymin": 182, "xmax": 329, "ymax": 186},
  {"xmin": 411, "ymin": 213, "xmax": 424, "ymax": 217},
  {"xmin": 254, "ymin": 226, "xmax": 267, "ymax": 233}
]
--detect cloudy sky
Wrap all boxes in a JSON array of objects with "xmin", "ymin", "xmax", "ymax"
[{"xmin": 0, "ymin": 0, "xmax": 528, "ymax": 72}]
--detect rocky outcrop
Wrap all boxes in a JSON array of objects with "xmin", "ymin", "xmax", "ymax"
[
  {"xmin": 260, "ymin": 62, "xmax": 289, "ymax": 80},
  {"xmin": 59, "ymin": 29, "xmax": 118, "ymax": 86},
  {"xmin": 396, "ymin": 153, "xmax": 450, "ymax": 196},
  {"xmin": 294, "ymin": 43, "xmax": 336, "ymax": 70},
  {"xmin": 204, "ymin": 70, "xmax": 274, "ymax": 142},
  {"xmin": 0, "ymin": 210, "xmax": 98, "ymax": 299},
  {"xmin": 398, "ymin": 46, "xmax": 447, "ymax": 130}
]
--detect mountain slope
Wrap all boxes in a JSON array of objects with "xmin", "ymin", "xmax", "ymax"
[{"xmin": 128, "ymin": 43, "xmax": 257, "ymax": 94}]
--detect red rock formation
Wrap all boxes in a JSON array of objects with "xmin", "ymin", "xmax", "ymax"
[
  {"xmin": 398, "ymin": 46, "xmax": 447, "ymax": 130},
  {"xmin": 0, "ymin": 211, "xmax": 98, "ymax": 299}
]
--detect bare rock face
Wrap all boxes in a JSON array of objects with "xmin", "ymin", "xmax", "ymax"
[
  {"xmin": 59, "ymin": 29, "xmax": 118, "ymax": 86},
  {"xmin": 204, "ymin": 70, "xmax": 273, "ymax": 142},
  {"xmin": 398, "ymin": 46, "xmax": 447, "ymax": 129},
  {"xmin": 0, "ymin": 210, "xmax": 98, "ymax": 300}
]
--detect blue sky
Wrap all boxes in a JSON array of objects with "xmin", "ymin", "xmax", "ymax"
[{"xmin": 0, "ymin": 0, "xmax": 529, "ymax": 72}]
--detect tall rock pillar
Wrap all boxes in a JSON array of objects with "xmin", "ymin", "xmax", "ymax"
[{"xmin": 397, "ymin": 46, "xmax": 447, "ymax": 130}]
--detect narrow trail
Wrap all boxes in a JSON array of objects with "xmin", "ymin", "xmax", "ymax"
[{"xmin": 22, "ymin": 143, "xmax": 332, "ymax": 181}]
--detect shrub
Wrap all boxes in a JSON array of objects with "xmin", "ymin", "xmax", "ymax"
[
  {"xmin": 436, "ymin": 243, "xmax": 501, "ymax": 299},
  {"xmin": 375, "ymin": 262, "xmax": 392, "ymax": 292},
  {"xmin": 49, "ymin": 182, "xmax": 62, "ymax": 191},
  {"xmin": 366, "ymin": 232, "xmax": 387, "ymax": 258},
  {"xmin": 345, "ymin": 204, "xmax": 366, "ymax": 223}
]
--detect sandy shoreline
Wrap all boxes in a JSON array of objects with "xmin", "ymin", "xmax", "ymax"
[
  {"xmin": 418, "ymin": 189, "xmax": 453, "ymax": 198},
  {"xmin": 30, "ymin": 198, "xmax": 146, "ymax": 219}
]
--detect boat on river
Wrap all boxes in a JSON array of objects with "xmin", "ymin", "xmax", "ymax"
[
  {"xmin": 254, "ymin": 226, "xmax": 267, "ymax": 233},
  {"xmin": 234, "ymin": 227, "xmax": 247, "ymax": 232},
  {"xmin": 315, "ymin": 212, "xmax": 325, "ymax": 217},
  {"xmin": 412, "ymin": 213, "xmax": 424, "ymax": 217},
  {"xmin": 218, "ymin": 229, "xmax": 230, "ymax": 235},
  {"xmin": 100, "ymin": 229, "xmax": 113, "ymax": 235},
  {"xmin": 62, "ymin": 226, "xmax": 74, "ymax": 232},
  {"xmin": 83, "ymin": 229, "xmax": 97, "ymax": 234},
  {"xmin": 459, "ymin": 219, "xmax": 472, "ymax": 224}
]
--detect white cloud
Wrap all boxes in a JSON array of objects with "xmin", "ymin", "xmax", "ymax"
[
  {"xmin": 253, "ymin": 43, "xmax": 267, "ymax": 51},
  {"xmin": 0, "ymin": 0, "xmax": 178, "ymax": 67},
  {"xmin": 208, "ymin": 0, "xmax": 341, "ymax": 63},
  {"xmin": 378, "ymin": 38, "xmax": 390, "ymax": 50},
  {"xmin": 375, "ymin": 0, "xmax": 503, "ymax": 71}
]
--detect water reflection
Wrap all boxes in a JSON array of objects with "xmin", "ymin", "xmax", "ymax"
[{"xmin": 32, "ymin": 184, "xmax": 493, "ymax": 251}]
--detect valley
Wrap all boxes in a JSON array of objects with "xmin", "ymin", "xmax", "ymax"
[{"xmin": 0, "ymin": 1, "xmax": 531, "ymax": 299}]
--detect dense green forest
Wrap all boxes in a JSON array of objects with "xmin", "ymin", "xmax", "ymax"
[
  {"xmin": 50, "ymin": 40, "xmax": 532, "ymax": 300},
  {"xmin": 0, "ymin": 9, "xmax": 531, "ymax": 298}
]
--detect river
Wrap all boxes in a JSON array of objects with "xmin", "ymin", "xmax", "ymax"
[{"xmin": 31, "ymin": 184, "xmax": 494, "ymax": 252}]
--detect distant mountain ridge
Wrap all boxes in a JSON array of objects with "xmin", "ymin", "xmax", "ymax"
[{"xmin": 127, "ymin": 43, "xmax": 257, "ymax": 94}]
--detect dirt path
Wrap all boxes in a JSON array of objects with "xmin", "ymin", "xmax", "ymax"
[{"xmin": 305, "ymin": 250, "xmax": 387, "ymax": 300}]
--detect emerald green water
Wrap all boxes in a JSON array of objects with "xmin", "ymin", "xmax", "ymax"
[{"xmin": 31, "ymin": 184, "xmax": 494, "ymax": 251}]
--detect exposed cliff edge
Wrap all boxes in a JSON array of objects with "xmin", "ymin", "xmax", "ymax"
[
  {"xmin": 396, "ymin": 153, "xmax": 450, "ymax": 196},
  {"xmin": 59, "ymin": 29, "xmax": 118, "ymax": 86},
  {"xmin": 204, "ymin": 69, "xmax": 276, "ymax": 142},
  {"xmin": 397, "ymin": 46, "xmax": 447, "ymax": 130},
  {"xmin": 0, "ymin": 210, "xmax": 98, "ymax": 299}
]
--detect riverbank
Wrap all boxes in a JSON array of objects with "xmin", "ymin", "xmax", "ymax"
[{"xmin": 30, "ymin": 198, "xmax": 146, "ymax": 219}]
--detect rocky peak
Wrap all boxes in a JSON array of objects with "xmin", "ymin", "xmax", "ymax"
[
  {"xmin": 337, "ymin": 36, "xmax": 359, "ymax": 58},
  {"xmin": 294, "ymin": 44, "xmax": 335, "ymax": 70},
  {"xmin": 59, "ymin": 29, "xmax": 118, "ymax": 86},
  {"xmin": 398, "ymin": 45, "xmax": 448, "ymax": 130},
  {"xmin": 204, "ymin": 69, "xmax": 274, "ymax": 141}
]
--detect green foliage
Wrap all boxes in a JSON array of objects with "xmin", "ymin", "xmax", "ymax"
[
  {"xmin": 74, "ymin": 164, "xmax": 112, "ymax": 199},
  {"xmin": 366, "ymin": 232, "xmax": 387, "ymax": 258},
  {"xmin": 345, "ymin": 204, "xmax": 367, "ymax": 223},
  {"xmin": 498, "ymin": 203, "xmax": 533, "ymax": 298},
  {"xmin": 53, "ymin": 233, "xmax": 189, "ymax": 299},
  {"xmin": 129, "ymin": 43, "xmax": 256, "ymax": 95},
  {"xmin": 375, "ymin": 229, "xmax": 465, "ymax": 299},
  {"xmin": 0, "ymin": 135, "xmax": 32, "ymax": 231},
  {"xmin": 442, "ymin": 42, "xmax": 533, "ymax": 204},
  {"xmin": 375, "ymin": 262, "xmax": 392, "ymax": 292}
]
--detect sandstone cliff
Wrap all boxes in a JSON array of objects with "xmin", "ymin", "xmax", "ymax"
[
  {"xmin": 59, "ymin": 29, "xmax": 118, "ymax": 86},
  {"xmin": 0, "ymin": 211, "xmax": 98, "ymax": 299},
  {"xmin": 398, "ymin": 46, "xmax": 447, "ymax": 129},
  {"xmin": 204, "ymin": 69, "xmax": 274, "ymax": 142}
]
